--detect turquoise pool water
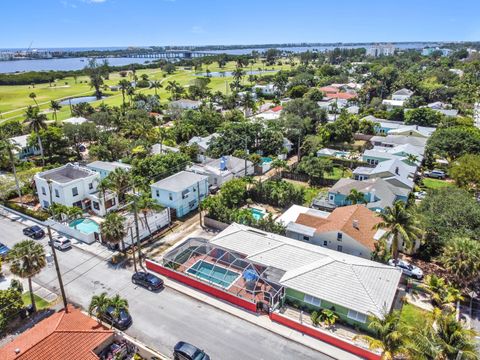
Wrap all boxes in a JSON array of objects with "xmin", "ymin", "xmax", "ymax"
[
  {"xmin": 261, "ymin": 157, "xmax": 273, "ymax": 164},
  {"xmin": 250, "ymin": 207, "xmax": 266, "ymax": 221},
  {"xmin": 69, "ymin": 218, "xmax": 100, "ymax": 234},
  {"xmin": 187, "ymin": 260, "xmax": 240, "ymax": 289}
]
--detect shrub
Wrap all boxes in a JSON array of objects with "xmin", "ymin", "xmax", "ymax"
[
  {"xmin": 4, "ymin": 201, "xmax": 50, "ymax": 221},
  {"xmin": 311, "ymin": 311, "xmax": 320, "ymax": 326}
]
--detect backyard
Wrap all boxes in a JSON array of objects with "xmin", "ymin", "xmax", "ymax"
[{"xmin": 420, "ymin": 178, "xmax": 454, "ymax": 190}]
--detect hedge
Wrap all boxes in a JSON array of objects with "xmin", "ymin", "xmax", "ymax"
[{"xmin": 4, "ymin": 202, "xmax": 50, "ymax": 221}]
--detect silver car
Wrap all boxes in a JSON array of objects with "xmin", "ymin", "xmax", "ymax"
[
  {"xmin": 48, "ymin": 235, "xmax": 72, "ymax": 250},
  {"xmin": 388, "ymin": 259, "xmax": 423, "ymax": 280}
]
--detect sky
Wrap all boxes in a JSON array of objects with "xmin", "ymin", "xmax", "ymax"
[{"xmin": 1, "ymin": 0, "xmax": 480, "ymax": 48}]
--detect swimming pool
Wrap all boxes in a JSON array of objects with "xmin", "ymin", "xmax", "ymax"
[
  {"xmin": 250, "ymin": 207, "xmax": 266, "ymax": 221},
  {"xmin": 69, "ymin": 218, "xmax": 100, "ymax": 234},
  {"xmin": 187, "ymin": 260, "xmax": 240, "ymax": 289},
  {"xmin": 261, "ymin": 157, "xmax": 273, "ymax": 164}
]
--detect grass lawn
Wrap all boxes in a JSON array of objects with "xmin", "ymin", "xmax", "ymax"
[
  {"xmin": 400, "ymin": 303, "xmax": 429, "ymax": 328},
  {"xmin": 289, "ymin": 181, "xmax": 327, "ymax": 206},
  {"xmin": 0, "ymin": 60, "xmax": 293, "ymax": 124},
  {"xmin": 22, "ymin": 292, "xmax": 51, "ymax": 310},
  {"xmin": 325, "ymin": 166, "xmax": 352, "ymax": 180},
  {"xmin": 421, "ymin": 178, "xmax": 454, "ymax": 190}
]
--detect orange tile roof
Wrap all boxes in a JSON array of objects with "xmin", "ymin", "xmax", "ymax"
[
  {"xmin": 0, "ymin": 305, "xmax": 113, "ymax": 360},
  {"xmin": 319, "ymin": 86, "xmax": 339, "ymax": 94},
  {"xmin": 270, "ymin": 105, "xmax": 283, "ymax": 112},
  {"xmin": 325, "ymin": 92, "xmax": 357, "ymax": 100},
  {"xmin": 295, "ymin": 205, "xmax": 382, "ymax": 251}
]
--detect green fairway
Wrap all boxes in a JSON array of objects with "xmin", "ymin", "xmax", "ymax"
[{"xmin": 0, "ymin": 60, "xmax": 291, "ymax": 124}]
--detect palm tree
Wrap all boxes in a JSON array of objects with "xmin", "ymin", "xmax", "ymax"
[
  {"xmin": 0, "ymin": 136, "xmax": 23, "ymax": 203},
  {"xmin": 8, "ymin": 240, "xmax": 46, "ymax": 312},
  {"xmin": 241, "ymin": 92, "xmax": 257, "ymax": 117},
  {"xmin": 150, "ymin": 80, "xmax": 162, "ymax": 96},
  {"xmin": 126, "ymin": 86, "xmax": 135, "ymax": 104},
  {"xmin": 29, "ymin": 92, "xmax": 38, "ymax": 106},
  {"xmin": 49, "ymin": 203, "xmax": 69, "ymax": 221},
  {"xmin": 88, "ymin": 292, "xmax": 110, "ymax": 319},
  {"xmin": 105, "ymin": 168, "xmax": 131, "ymax": 203},
  {"xmin": 166, "ymin": 80, "xmax": 183, "ymax": 101},
  {"xmin": 50, "ymin": 100, "xmax": 61, "ymax": 121},
  {"xmin": 346, "ymin": 189, "xmax": 367, "ymax": 205},
  {"xmin": 405, "ymin": 154, "xmax": 419, "ymax": 165},
  {"xmin": 101, "ymin": 212, "xmax": 127, "ymax": 252},
  {"xmin": 118, "ymin": 79, "xmax": 130, "ymax": 108},
  {"xmin": 24, "ymin": 106, "xmax": 47, "ymax": 166},
  {"xmin": 354, "ymin": 310, "xmax": 407, "ymax": 360},
  {"xmin": 373, "ymin": 201, "xmax": 423, "ymax": 260},
  {"xmin": 439, "ymin": 237, "xmax": 480, "ymax": 287},
  {"xmin": 421, "ymin": 274, "xmax": 464, "ymax": 309},
  {"xmin": 135, "ymin": 194, "xmax": 163, "ymax": 235},
  {"xmin": 109, "ymin": 294, "xmax": 129, "ymax": 321},
  {"xmin": 66, "ymin": 205, "xmax": 83, "ymax": 219}
]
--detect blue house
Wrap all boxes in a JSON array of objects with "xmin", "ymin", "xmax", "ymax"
[
  {"xmin": 150, "ymin": 171, "xmax": 209, "ymax": 218},
  {"xmin": 86, "ymin": 161, "xmax": 132, "ymax": 180},
  {"xmin": 326, "ymin": 178, "xmax": 410, "ymax": 212}
]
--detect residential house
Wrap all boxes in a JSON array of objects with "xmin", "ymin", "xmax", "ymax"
[
  {"xmin": 34, "ymin": 163, "xmax": 118, "ymax": 216},
  {"xmin": 365, "ymin": 115, "xmax": 436, "ymax": 136},
  {"xmin": 382, "ymin": 88, "xmax": 413, "ymax": 109},
  {"xmin": 188, "ymin": 156, "xmax": 254, "ymax": 188},
  {"xmin": 325, "ymin": 177, "xmax": 409, "ymax": 212},
  {"xmin": 366, "ymin": 44, "xmax": 395, "ymax": 57},
  {"xmin": 188, "ymin": 133, "xmax": 219, "ymax": 161},
  {"xmin": 0, "ymin": 305, "xmax": 114, "ymax": 360},
  {"xmin": 252, "ymin": 84, "xmax": 276, "ymax": 96},
  {"xmin": 353, "ymin": 158, "xmax": 415, "ymax": 189},
  {"xmin": 421, "ymin": 47, "xmax": 452, "ymax": 57},
  {"xmin": 207, "ymin": 223, "xmax": 402, "ymax": 330},
  {"xmin": 316, "ymin": 148, "xmax": 350, "ymax": 158},
  {"xmin": 254, "ymin": 105, "xmax": 283, "ymax": 121},
  {"xmin": 425, "ymin": 102, "xmax": 458, "ymax": 117},
  {"xmin": 63, "ymin": 116, "xmax": 89, "ymax": 125},
  {"xmin": 369, "ymin": 134, "xmax": 428, "ymax": 149},
  {"xmin": 151, "ymin": 143, "xmax": 180, "ymax": 155},
  {"xmin": 150, "ymin": 171, "xmax": 209, "ymax": 217},
  {"xmin": 169, "ymin": 99, "xmax": 202, "ymax": 110},
  {"xmin": 9, "ymin": 134, "xmax": 40, "ymax": 159},
  {"xmin": 86, "ymin": 161, "xmax": 132, "ymax": 180},
  {"xmin": 362, "ymin": 144, "xmax": 423, "ymax": 166},
  {"xmin": 278, "ymin": 204, "xmax": 383, "ymax": 259}
]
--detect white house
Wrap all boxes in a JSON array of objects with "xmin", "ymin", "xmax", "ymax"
[
  {"xmin": 188, "ymin": 156, "xmax": 254, "ymax": 188},
  {"xmin": 151, "ymin": 143, "xmax": 180, "ymax": 155},
  {"xmin": 392, "ymin": 88, "xmax": 414, "ymax": 102},
  {"xmin": 366, "ymin": 44, "xmax": 395, "ymax": 57},
  {"xmin": 86, "ymin": 161, "xmax": 132, "ymax": 180},
  {"xmin": 188, "ymin": 133, "xmax": 219, "ymax": 161},
  {"xmin": 169, "ymin": 99, "xmax": 202, "ymax": 110},
  {"xmin": 63, "ymin": 117, "xmax": 89, "ymax": 125},
  {"xmin": 353, "ymin": 158, "xmax": 415, "ymax": 189},
  {"xmin": 252, "ymin": 84, "xmax": 276, "ymax": 96},
  {"xmin": 34, "ymin": 163, "xmax": 119, "ymax": 217},
  {"xmin": 9, "ymin": 134, "xmax": 40, "ymax": 159},
  {"xmin": 150, "ymin": 171, "xmax": 209, "ymax": 218}
]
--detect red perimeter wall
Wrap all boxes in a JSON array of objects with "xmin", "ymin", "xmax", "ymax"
[
  {"xmin": 269, "ymin": 312, "xmax": 382, "ymax": 360},
  {"xmin": 146, "ymin": 259, "xmax": 257, "ymax": 313}
]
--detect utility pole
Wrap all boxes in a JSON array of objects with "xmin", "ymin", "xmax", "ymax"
[
  {"xmin": 244, "ymin": 134, "xmax": 249, "ymax": 177},
  {"xmin": 197, "ymin": 181, "xmax": 202, "ymax": 227},
  {"xmin": 47, "ymin": 226, "xmax": 68, "ymax": 312},
  {"xmin": 131, "ymin": 195, "xmax": 144, "ymax": 270},
  {"xmin": 129, "ymin": 227, "xmax": 137, "ymax": 273}
]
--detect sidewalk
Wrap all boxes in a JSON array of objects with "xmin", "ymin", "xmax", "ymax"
[{"xmin": 162, "ymin": 277, "xmax": 362, "ymax": 360}]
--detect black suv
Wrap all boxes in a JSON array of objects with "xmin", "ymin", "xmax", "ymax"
[
  {"xmin": 23, "ymin": 226, "xmax": 45, "ymax": 239},
  {"xmin": 132, "ymin": 271, "xmax": 164, "ymax": 291},
  {"xmin": 174, "ymin": 342, "xmax": 210, "ymax": 360},
  {"xmin": 102, "ymin": 306, "xmax": 132, "ymax": 330}
]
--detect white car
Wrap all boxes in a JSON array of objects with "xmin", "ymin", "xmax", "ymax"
[
  {"xmin": 48, "ymin": 235, "xmax": 72, "ymax": 251},
  {"xmin": 414, "ymin": 191, "xmax": 427, "ymax": 200},
  {"xmin": 388, "ymin": 259, "xmax": 423, "ymax": 280}
]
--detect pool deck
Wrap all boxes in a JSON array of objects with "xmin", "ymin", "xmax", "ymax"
[{"xmin": 178, "ymin": 254, "xmax": 275, "ymax": 305}]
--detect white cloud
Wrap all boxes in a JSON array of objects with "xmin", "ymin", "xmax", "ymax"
[
  {"xmin": 191, "ymin": 25, "xmax": 205, "ymax": 34},
  {"xmin": 83, "ymin": 0, "xmax": 107, "ymax": 3}
]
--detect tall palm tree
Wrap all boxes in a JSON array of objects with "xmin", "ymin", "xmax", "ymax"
[
  {"xmin": 100, "ymin": 212, "xmax": 127, "ymax": 251},
  {"xmin": 373, "ymin": 201, "xmax": 423, "ymax": 260},
  {"xmin": 105, "ymin": 168, "xmax": 131, "ymax": 203},
  {"xmin": 109, "ymin": 294, "xmax": 129, "ymax": 321},
  {"xmin": 24, "ymin": 106, "xmax": 47, "ymax": 166},
  {"xmin": 126, "ymin": 86, "xmax": 135, "ymax": 104},
  {"xmin": 118, "ymin": 79, "xmax": 130, "ymax": 108},
  {"xmin": 166, "ymin": 80, "xmax": 183, "ymax": 101},
  {"xmin": 354, "ymin": 310, "xmax": 407, "ymax": 360},
  {"xmin": 88, "ymin": 292, "xmax": 110, "ymax": 319},
  {"xmin": 29, "ymin": 92, "xmax": 38, "ymax": 106},
  {"xmin": 346, "ymin": 189, "xmax": 367, "ymax": 205},
  {"xmin": 66, "ymin": 205, "xmax": 83, "ymax": 219},
  {"xmin": 150, "ymin": 80, "xmax": 163, "ymax": 96},
  {"xmin": 0, "ymin": 136, "xmax": 23, "ymax": 203},
  {"xmin": 421, "ymin": 274, "xmax": 464, "ymax": 310},
  {"xmin": 135, "ymin": 194, "xmax": 163, "ymax": 235},
  {"xmin": 50, "ymin": 100, "xmax": 61, "ymax": 121},
  {"xmin": 405, "ymin": 154, "xmax": 419, "ymax": 165},
  {"xmin": 8, "ymin": 240, "xmax": 46, "ymax": 312},
  {"xmin": 49, "ymin": 203, "xmax": 69, "ymax": 221}
]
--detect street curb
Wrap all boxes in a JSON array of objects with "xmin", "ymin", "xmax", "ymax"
[{"xmin": 162, "ymin": 277, "xmax": 359, "ymax": 360}]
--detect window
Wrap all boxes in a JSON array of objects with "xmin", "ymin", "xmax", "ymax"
[
  {"xmin": 88, "ymin": 183, "xmax": 93, "ymax": 190},
  {"xmin": 93, "ymin": 201, "xmax": 100, "ymax": 210},
  {"xmin": 72, "ymin": 187, "xmax": 78, "ymax": 196},
  {"xmin": 337, "ymin": 232, "xmax": 342, "ymax": 241},
  {"xmin": 347, "ymin": 310, "xmax": 367, "ymax": 323},
  {"xmin": 41, "ymin": 187, "xmax": 46, "ymax": 195},
  {"xmin": 337, "ymin": 245, "xmax": 343, "ymax": 252},
  {"xmin": 323, "ymin": 240, "xmax": 328, "ymax": 246},
  {"xmin": 329, "ymin": 194, "xmax": 335, "ymax": 202},
  {"xmin": 304, "ymin": 294, "xmax": 321, "ymax": 307},
  {"xmin": 55, "ymin": 189, "xmax": 59, "ymax": 198},
  {"xmin": 302, "ymin": 235, "xmax": 310, "ymax": 241},
  {"xmin": 169, "ymin": 193, "xmax": 173, "ymax": 201},
  {"xmin": 156, "ymin": 190, "xmax": 160, "ymax": 197}
]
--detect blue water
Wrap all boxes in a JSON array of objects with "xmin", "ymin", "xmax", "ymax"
[
  {"xmin": 251, "ymin": 208, "xmax": 266, "ymax": 221},
  {"xmin": 69, "ymin": 218, "xmax": 100, "ymax": 234},
  {"xmin": 187, "ymin": 260, "xmax": 239, "ymax": 289},
  {"xmin": 59, "ymin": 96, "xmax": 106, "ymax": 106},
  {"xmin": 261, "ymin": 157, "xmax": 273, "ymax": 164}
]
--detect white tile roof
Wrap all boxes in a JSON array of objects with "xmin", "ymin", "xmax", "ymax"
[
  {"xmin": 210, "ymin": 223, "xmax": 402, "ymax": 317},
  {"xmin": 150, "ymin": 171, "xmax": 208, "ymax": 192}
]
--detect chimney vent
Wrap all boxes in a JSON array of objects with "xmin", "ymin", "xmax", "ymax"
[{"xmin": 353, "ymin": 219, "xmax": 359, "ymax": 229}]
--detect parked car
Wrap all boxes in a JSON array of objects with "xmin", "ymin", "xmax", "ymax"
[
  {"xmin": 413, "ymin": 191, "xmax": 427, "ymax": 200},
  {"xmin": 101, "ymin": 306, "xmax": 132, "ymax": 330},
  {"xmin": 0, "ymin": 242, "xmax": 10, "ymax": 258},
  {"xmin": 48, "ymin": 235, "xmax": 72, "ymax": 250},
  {"xmin": 132, "ymin": 271, "xmax": 164, "ymax": 291},
  {"xmin": 23, "ymin": 225, "xmax": 45, "ymax": 239},
  {"xmin": 174, "ymin": 342, "xmax": 210, "ymax": 360},
  {"xmin": 424, "ymin": 169, "xmax": 446, "ymax": 179},
  {"xmin": 388, "ymin": 259, "xmax": 424, "ymax": 280}
]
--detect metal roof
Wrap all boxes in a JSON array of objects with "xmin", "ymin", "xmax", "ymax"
[{"xmin": 150, "ymin": 171, "xmax": 208, "ymax": 192}]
